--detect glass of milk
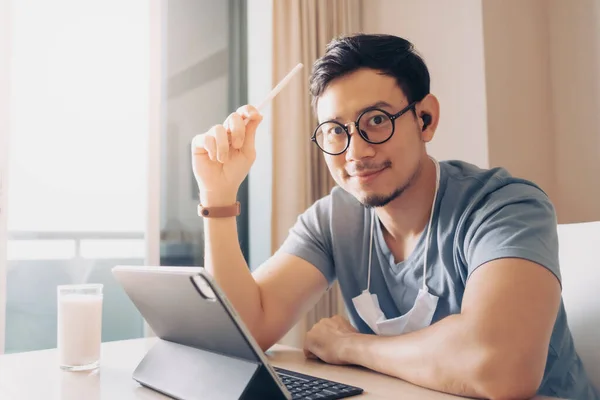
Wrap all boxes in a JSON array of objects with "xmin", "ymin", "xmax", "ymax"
[{"xmin": 57, "ymin": 284, "xmax": 103, "ymax": 371}]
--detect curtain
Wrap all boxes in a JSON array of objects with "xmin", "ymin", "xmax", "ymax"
[{"xmin": 271, "ymin": 0, "xmax": 362, "ymax": 347}]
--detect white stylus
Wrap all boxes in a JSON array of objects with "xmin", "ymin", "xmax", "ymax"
[
  {"xmin": 194, "ymin": 63, "xmax": 304, "ymax": 151},
  {"xmin": 244, "ymin": 62, "xmax": 304, "ymax": 124}
]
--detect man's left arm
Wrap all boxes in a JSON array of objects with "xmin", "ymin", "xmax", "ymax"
[{"xmin": 304, "ymin": 185, "xmax": 562, "ymax": 399}]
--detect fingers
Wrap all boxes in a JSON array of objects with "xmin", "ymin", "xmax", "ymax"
[
  {"xmin": 236, "ymin": 104, "xmax": 260, "ymax": 119},
  {"xmin": 190, "ymin": 123, "xmax": 233, "ymax": 164},
  {"xmin": 225, "ymin": 112, "xmax": 245, "ymax": 149},
  {"xmin": 213, "ymin": 124, "xmax": 229, "ymax": 163},
  {"xmin": 191, "ymin": 105, "xmax": 263, "ymax": 164},
  {"xmin": 304, "ymin": 349, "xmax": 318, "ymax": 360},
  {"xmin": 236, "ymin": 105, "xmax": 263, "ymax": 152},
  {"xmin": 236, "ymin": 104, "xmax": 263, "ymax": 130},
  {"xmin": 303, "ymin": 337, "xmax": 319, "ymax": 360},
  {"xmin": 191, "ymin": 132, "xmax": 217, "ymax": 161}
]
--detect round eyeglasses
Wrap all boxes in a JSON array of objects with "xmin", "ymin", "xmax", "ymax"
[{"xmin": 311, "ymin": 101, "xmax": 417, "ymax": 155}]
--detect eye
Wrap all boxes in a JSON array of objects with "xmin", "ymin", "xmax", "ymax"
[
  {"xmin": 326, "ymin": 125, "xmax": 345, "ymax": 135},
  {"xmin": 367, "ymin": 113, "xmax": 389, "ymax": 126}
]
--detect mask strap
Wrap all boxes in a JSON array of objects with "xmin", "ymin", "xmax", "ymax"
[
  {"xmin": 422, "ymin": 158, "xmax": 441, "ymax": 291},
  {"xmin": 367, "ymin": 209, "xmax": 375, "ymax": 292}
]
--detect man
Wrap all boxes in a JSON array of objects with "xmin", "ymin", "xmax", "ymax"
[{"xmin": 191, "ymin": 34, "xmax": 598, "ymax": 399}]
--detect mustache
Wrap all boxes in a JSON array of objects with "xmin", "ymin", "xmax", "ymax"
[{"xmin": 346, "ymin": 160, "xmax": 391, "ymax": 175}]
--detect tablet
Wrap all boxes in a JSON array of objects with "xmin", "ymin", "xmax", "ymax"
[
  {"xmin": 112, "ymin": 265, "xmax": 292, "ymax": 400},
  {"xmin": 112, "ymin": 265, "xmax": 363, "ymax": 400}
]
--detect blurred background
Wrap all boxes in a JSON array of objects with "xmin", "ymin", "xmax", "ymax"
[{"xmin": 0, "ymin": 0, "xmax": 598, "ymax": 353}]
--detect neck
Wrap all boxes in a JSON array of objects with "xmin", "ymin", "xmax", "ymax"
[{"xmin": 375, "ymin": 156, "xmax": 437, "ymax": 243}]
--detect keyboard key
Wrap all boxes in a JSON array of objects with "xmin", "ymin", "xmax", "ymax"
[{"xmin": 276, "ymin": 367, "xmax": 363, "ymax": 399}]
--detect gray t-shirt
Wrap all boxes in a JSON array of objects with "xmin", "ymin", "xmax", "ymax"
[{"xmin": 280, "ymin": 160, "xmax": 598, "ymax": 399}]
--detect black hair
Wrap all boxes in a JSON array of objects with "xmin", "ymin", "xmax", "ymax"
[{"xmin": 309, "ymin": 33, "xmax": 430, "ymax": 111}]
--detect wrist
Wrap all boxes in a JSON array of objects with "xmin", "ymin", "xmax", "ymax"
[
  {"xmin": 340, "ymin": 333, "xmax": 366, "ymax": 365},
  {"xmin": 199, "ymin": 191, "xmax": 238, "ymax": 207}
]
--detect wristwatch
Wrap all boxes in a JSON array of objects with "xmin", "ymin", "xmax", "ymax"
[{"xmin": 197, "ymin": 201, "xmax": 241, "ymax": 218}]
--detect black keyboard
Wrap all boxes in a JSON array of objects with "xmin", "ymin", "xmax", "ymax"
[{"xmin": 275, "ymin": 367, "xmax": 364, "ymax": 400}]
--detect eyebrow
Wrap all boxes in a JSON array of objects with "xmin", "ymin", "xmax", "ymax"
[{"xmin": 326, "ymin": 101, "xmax": 395, "ymax": 122}]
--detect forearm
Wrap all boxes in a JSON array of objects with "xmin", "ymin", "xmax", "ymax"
[
  {"xmin": 344, "ymin": 315, "xmax": 538, "ymax": 399},
  {"xmin": 202, "ymin": 196, "xmax": 265, "ymax": 339}
]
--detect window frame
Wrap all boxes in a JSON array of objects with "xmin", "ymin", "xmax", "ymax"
[
  {"xmin": 228, "ymin": 0, "xmax": 250, "ymax": 261},
  {"xmin": 0, "ymin": 0, "xmax": 13, "ymax": 355}
]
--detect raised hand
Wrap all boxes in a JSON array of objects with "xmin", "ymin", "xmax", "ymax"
[{"xmin": 191, "ymin": 105, "xmax": 263, "ymax": 206}]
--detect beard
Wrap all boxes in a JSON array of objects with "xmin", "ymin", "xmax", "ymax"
[
  {"xmin": 359, "ymin": 161, "xmax": 422, "ymax": 208},
  {"xmin": 361, "ymin": 185, "xmax": 410, "ymax": 208}
]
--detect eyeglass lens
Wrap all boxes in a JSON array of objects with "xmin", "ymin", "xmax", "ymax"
[{"xmin": 314, "ymin": 109, "xmax": 393, "ymax": 154}]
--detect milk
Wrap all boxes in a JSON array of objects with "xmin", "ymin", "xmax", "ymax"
[
  {"xmin": 59, "ymin": 368, "xmax": 100, "ymax": 400},
  {"xmin": 57, "ymin": 285, "xmax": 103, "ymax": 370}
]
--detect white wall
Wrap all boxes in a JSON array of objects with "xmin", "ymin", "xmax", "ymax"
[
  {"xmin": 167, "ymin": 0, "xmax": 227, "ymax": 77},
  {"xmin": 362, "ymin": 0, "xmax": 490, "ymax": 168},
  {"xmin": 247, "ymin": 0, "xmax": 274, "ymax": 270},
  {"xmin": 482, "ymin": 0, "xmax": 600, "ymax": 223},
  {"xmin": 363, "ymin": 0, "xmax": 600, "ymax": 223},
  {"xmin": 147, "ymin": 0, "xmax": 166, "ymax": 270},
  {"xmin": 0, "ymin": 0, "xmax": 12, "ymax": 354},
  {"xmin": 482, "ymin": 0, "xmax": 557, "ymax": 201},
  {"xmin": 548, "ymin": 0, "xmax": 600, "ymax": 223},
  {"xmin": 162, "ymin": 0, "xmax": 229, "ymax": 253},
  {"xmin": 163, "ymin": 0, "xmax": 277, "ymax": 269}
]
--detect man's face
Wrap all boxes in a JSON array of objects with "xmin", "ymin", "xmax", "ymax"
[{"xmin": 316, "ymin": 68, "xmax": 427, "ymax": 207}]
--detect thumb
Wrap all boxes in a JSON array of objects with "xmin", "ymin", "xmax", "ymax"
[
  {"xmin": 242, "ymin": 113, "xmax": 263, "ymax": 153},
  {"xmin": 303, "ymin": 347, "xmax": 318, "ymax": 360}
]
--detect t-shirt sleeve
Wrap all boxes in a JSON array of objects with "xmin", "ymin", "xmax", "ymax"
[
  {"xmin": 277, "ymin": 196, "xmax": 336, "ymax": 286},
  {"xmin": 463, "ymin": 182, "xmax": 561, "ymax": 285}
]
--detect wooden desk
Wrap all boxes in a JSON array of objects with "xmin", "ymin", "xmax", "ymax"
[{"xmin": 0, "ymin": 338, "xmax": 560, "ymax": 400}]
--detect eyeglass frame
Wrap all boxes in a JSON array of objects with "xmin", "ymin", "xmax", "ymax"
[{"xmin": 311, "ymin": 100, "xmax": 418, "ymax": 155}]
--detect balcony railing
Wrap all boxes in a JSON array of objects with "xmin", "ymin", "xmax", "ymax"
[
  {"xmin": 7, "ymin": 231, "xmax": 145, "ymax": 261},
  {"xmin": 4, "ymin": 231, "xmax": 147, "ymax": 354}
]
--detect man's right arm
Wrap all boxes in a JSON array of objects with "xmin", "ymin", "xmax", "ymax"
[
  {"xmin": 192, "ymin": 105, "xmax": 329, "ymax": 350},
  {"xmin": 202, "ymin": 209, "xmax": 328, "ymax": 351}
]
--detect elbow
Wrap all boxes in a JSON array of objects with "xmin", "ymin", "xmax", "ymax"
[
  {"xmin": 249, "ymin": 312, "xmax": 283, "ymax": 353},
  {"xmin": 248, "ymin": 316, "xmax": 275, "ymax": 352},
  {"xmin": 471, "ymin": 348, "xmax": 544, "ymax": 400},
  {"xmin": 256, "ymin": 337, "xmax": 275, "ymax": 353},
  {"xmin": 247, "ymin": 288, "xmax": 276, "ymax": 352}
]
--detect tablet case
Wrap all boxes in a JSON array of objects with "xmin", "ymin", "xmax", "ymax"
[
  {"xmin": 112, "ymin": 266, "xmax": 290, "ymax": 400},
  {"xmin": 133, "ymin": 339, "xmax": 285, "ymax": 400}
]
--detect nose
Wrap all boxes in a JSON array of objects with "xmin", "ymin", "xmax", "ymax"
[{"xmin": 345, "ymin": 123, "xmax": 375, "ymax": 161}]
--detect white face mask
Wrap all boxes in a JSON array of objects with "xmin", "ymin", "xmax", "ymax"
[{"xmin": 351, "ymin": 159, "xmax": 441, "ymax": 336}]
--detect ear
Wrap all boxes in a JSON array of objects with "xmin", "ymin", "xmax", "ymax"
[
  {"xmin": 421, "ymin": 113, "xmax": 432, "ymax": 131},
  {"xmin": 416, "ymin": 94, "xmax": 440, "ymax": 142}
]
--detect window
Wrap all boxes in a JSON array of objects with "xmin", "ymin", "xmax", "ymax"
[
  {"xmin": 160, "ymin": 0, "xmax": 249, "ymax": 266},
  {"xmin": 4, "ymin": 0, "xmax": 149, "ymax": 353},
  {"xmin": 1, "ymin": 0, "xmax": 250, "ymax": 353}
]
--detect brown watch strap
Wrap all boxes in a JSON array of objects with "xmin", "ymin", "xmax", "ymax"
[{"xmin": 198, "ymin": 201, "xmax": 241, "ymax": 218}]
